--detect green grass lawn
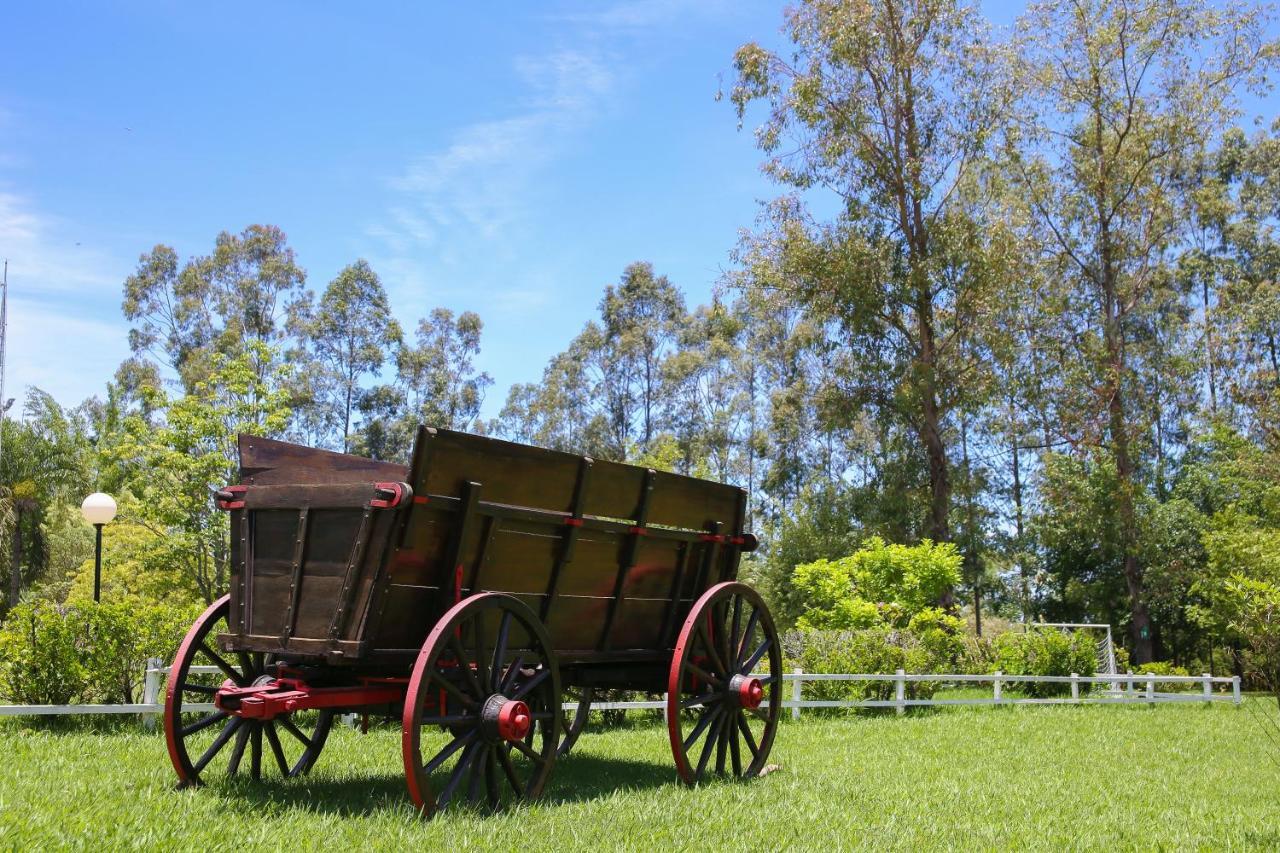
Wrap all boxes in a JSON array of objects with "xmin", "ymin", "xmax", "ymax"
[{"xmin": 1, "ymin": 701, "xmax": 1277, "ymax": 850}]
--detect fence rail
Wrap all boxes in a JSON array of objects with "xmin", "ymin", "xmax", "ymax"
[{"xmin": 0, "ymin": 663, "xmax": 1243, "ymax": 719}]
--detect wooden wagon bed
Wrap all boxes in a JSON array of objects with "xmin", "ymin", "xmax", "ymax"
[{"xmin": 162, "ymin": 427, "xmax": 780, "ymax": 816}]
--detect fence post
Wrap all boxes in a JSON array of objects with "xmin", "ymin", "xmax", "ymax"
[
  {"xmin": 1146, "ymin": 676, "xmax": 1155, "ymax": 705},
  {"xmin": 662, "ymin": 691, "xmax": 669, "ymax": 725},
  {"xmin": 791, "ymin": 668, "xmax": 802, "ymax": 722},
  {"xmin": 993, "ymin": 671, "xmax": 1003, "ymax": 705},
  {"xmin": 1202, "ymin": 673, "xmax": 1212, "ymax": 704},
  {"xmin": 1232, "ymin": 675, "xmax": 1242, "ymax": 705},
  {"xmin": 142, "ymin": 657, "xmax": 162, "ymax": 731},
  {"xmin": 1126, "ymin": 670, "xmax": 1134, "ymax": 700},
  {"xmin": 895, "ymin": 669, "xmax": 906, "ymax": 716},
  {"xmin": 1070, "ymin": 673, "xmax": 1079, "ymax": 702}
]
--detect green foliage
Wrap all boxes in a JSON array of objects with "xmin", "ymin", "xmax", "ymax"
[
  {"xmin": 0, "ymin": 599, "xmax": 196, "ymax": 704},
  {"xmin": 792, "ymin": 537, "xmax": 962, "ymax": 631},
  {"xmin": 993, "ymin": 630, "xmax": 1097, "ymax": 698},
  {"xmin": 107, "ymin": 343, "xmax": 295, "ymax": 602}
]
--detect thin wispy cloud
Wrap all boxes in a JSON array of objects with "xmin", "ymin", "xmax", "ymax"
[{"xmin": 371, "ymin": 47, "xmax": 614, "ymax": 272}]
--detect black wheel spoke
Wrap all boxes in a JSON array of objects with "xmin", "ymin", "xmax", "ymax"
[
  {"xmin": 418, "ymin": 713, "xmax": 476, "ymax": 727},
  {"xmin": 485, "ymin": 747, "xmax": 501, "ymax": 809},
  {"xmin": 472, "ymin": 612, "xmax": 490, "ymax": 693},
  {"xmin": 729, "ymin": 595, "xmax": 743, "ymax": 663},
  {"xmin": 199, "ymin": 642, "xmax": 243, "ymax": 684},
  {"xmin": 737, "ymin": 711, "xmax": 760, "ymax": 757},
  {"xmin": 193, "ymin": 718, "xmax": 242, "ymax": 773},
  {"xmin": 696, "ymin": 622, "xmax": 727, "ymax": 675},
  {"xmin": 730, "ymin": 718, "xmax": 743, "ymax": 776},
  {"xmin": 227, "ymin": 724, "xmax": 251, "ymax": 776},
  {"xmin": 236, "ymin": 650, "xmax": 254, "ymax": 676},
  {"xmin": 715, "ymin": 712, "xmax": 730, "ymax": 775},
  {"xmin": 686, "ymin": 661, "xmax": 724, "ymax": 688},
  {"xmin": 742, "ymin": 638, "xmax": 771, "ymax": 674},
  {"xmin": 467, "ymin": 743, "xmax": 486, "ymax": 805},
  {"xmin": 430, "ymin": 669, "xmax": 479, "ymax": 709},
  {"xmin": 250, "ymin": 725, "xmax": 262, "ymax": 780},
  {"xmin": 509, "ymin": 735, "xmax": 545, "ymax": 764},
  {"xmin": 695, "ymin": 712, "xmax": 725, "ymax": 779},
  {"xmin": 682, "ymin": 706, "xmax": 720, "ymax": 753},
  {"xmin": 736, "ymin": 609, "xmax": 760, "ymax": 666},
  {"xmin": 491, "ymin": 611, "xmax": 511, "ymax": 692},
  {"xmin": 181, "ymin": 710, "xmax": 227, "ymax": 738},
  {"xmin": 424, "ymin": 730, "xmax": 476, "ymax": 775},
  {"xmin": 447, "ymin": 635, "xmax": 485, "ymax": 700},
  {"xmin": 438, "ymin": 740, "xmax": 480, "ymax": 810},
  {"xmin": 277, "ymin": 716, "xmax": 313, "ymax": 749},
  {"xmin": 499, "ymin": 654, "xmax": 525, "ymax": 695},
  {"xmin": 497, "ymin": 744, "xmax": 523, "ymax": 795},
  {"xmin": 181, "ymin": 682, "xmax": 218, "ymax": 696},
  {"xmin": 264, "ymin": 723, "xmax": 290, "ymax": 776},
  {"xmin": 681, "ymin": 691, "xmax": 722, "ymax": 710},
  {"xmin": 510, "ymin": 667, "xmax": 550, "ymax": 701}
]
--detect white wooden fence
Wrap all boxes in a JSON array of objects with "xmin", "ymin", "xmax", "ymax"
[{"xmin": 0, "ymin": 661, "xmax": 1243, "ymax": 720}]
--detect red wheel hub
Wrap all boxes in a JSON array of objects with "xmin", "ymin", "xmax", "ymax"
[
  {"xmin": 496, "ymin": 699, "xmax": 532, "ymax": 741},
  {"xmin": 733, "ymin": 675, "xmax": 763, "ymax": 709}
]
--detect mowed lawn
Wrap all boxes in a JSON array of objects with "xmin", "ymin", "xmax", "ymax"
[{"xmin": 1, "ymin": 701, "xmax": 1277, "ymax": 850}]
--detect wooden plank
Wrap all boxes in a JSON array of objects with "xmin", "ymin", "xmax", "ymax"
[{"xmin": 239, "ymin": 434, "xmax": 407, "ymax": 485}]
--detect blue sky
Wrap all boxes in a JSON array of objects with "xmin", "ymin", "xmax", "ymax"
[{"xmin": 0, "ymin": 1, "xmax": 1253, "ymax": 422}]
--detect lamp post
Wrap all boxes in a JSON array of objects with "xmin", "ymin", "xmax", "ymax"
[{"xmin": 80, "ymin": 493, "xmax": 117, "ymax": 603}]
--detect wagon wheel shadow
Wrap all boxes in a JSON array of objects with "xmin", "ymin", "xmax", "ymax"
[{"xmin": 205, "ymin": 753, "xmax": 675, "ymax": 817}]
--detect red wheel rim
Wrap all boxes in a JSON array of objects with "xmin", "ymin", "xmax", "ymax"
[{"xmin": 667, "ymin": 581, "xmax": 781, "ymax": 784}]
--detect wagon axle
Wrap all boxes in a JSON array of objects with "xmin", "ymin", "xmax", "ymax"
[{"xmin": 214, "ymin": 677, "xmax": 406, "ymax": 722}]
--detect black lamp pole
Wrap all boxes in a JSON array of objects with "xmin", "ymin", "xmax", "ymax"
[{"xmin": 93, "ymin": 523, "xmax": 104, "ymax": 603}]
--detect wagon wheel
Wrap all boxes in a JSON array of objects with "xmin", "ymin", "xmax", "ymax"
[
  {"xmin": 164, "ymin": 595, "xmax": 335, "ymax": 788},
  {"xmin": 666, "ymin": 581, "xmax": 781, "ymax": 784},
  {"xmin": 402, "ymin": 593, "xmax": 562, "ymax": 816},
  {"xmin": 557, "ymin": 686, "xmax": 594, "ymax": 757}
]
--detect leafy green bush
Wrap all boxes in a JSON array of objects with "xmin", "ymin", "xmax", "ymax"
[
  {"xmin": 0, "ymin": 599, "xmax": 197, "ymax": 705},
  {"xmin": 1134, "ymin": 661, "xmax": 1193, "ymax": 692},
  {"xmin": 993, "ymin": 630, "xmax": 1097, "ymax": 697},
  {"xmin": 784, "ymin": 614, "xmax": 966, "ymax": 708},
  {"xmin": 792, "ymin": 537, "xmax": 963, "ymax": 631}
]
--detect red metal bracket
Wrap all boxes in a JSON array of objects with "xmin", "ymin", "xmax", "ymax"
[
  {"xmin": 564, "ymin": 517, "xmax": 584, "ymax": 527},
  {"xmin": 215, "ymin": 485, "xmax": 247, "ymax": 511},
  {"xmin": 215, "ymin": 677, "xmax": 406, "ymax": 721},
  {"xmin": 699, "ymin": 533, "xmax": 725, "ymax": 544},
  {"xmin": 371, "ymin": 481, "xmax": 411, "ymax": 509},
  {"xmin": 629, "ymin": 526, "xmax": 647, "ymax": 536}
]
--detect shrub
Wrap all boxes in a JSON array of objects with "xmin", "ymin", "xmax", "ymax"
[
  {"xmin": 0, "ymin": 599, "xmax": 198, "ymax": 705},
  {"xmin": 783, "ymin": 617, "xmax": 966, "ymax": 708},
  {"xmin": 1134, "ymin": 660, "xmax": 1193, "ymax": 692},
  {"xmin": 992, "ymin": 630, "xmax": 1097, "ymax": 698},
  {"xmin": 792, "ymin": 537, "xmax": 963, "ymax": 631}
]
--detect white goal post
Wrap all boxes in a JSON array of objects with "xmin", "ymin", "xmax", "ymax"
[{"xmin": 1024, "ymin": 622, "xmax": 1120, "ymax": 692}]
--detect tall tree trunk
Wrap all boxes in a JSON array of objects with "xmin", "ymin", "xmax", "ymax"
[
  {"xmin": 9, "ymin": 505, "xmax": 22, "ymax": 608},
  {"xmin": 1009, "ymin": 398, "xmax": 1030, "ymax": 621},
  {"xmin": 1204, "ymin": 277, "xmax": 1217, "ymax": 413}
]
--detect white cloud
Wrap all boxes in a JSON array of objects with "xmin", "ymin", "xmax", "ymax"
[
  {"xmin": 0, "ymin": 190, "xmax": 130, "ymax": 407},
  {"xmin": 367, "ymin": 47, "xmax": 617, "ymax": 313},
  {"xmin": 0, "ymin": 192, "xmax": 119, "ymax": 296}
]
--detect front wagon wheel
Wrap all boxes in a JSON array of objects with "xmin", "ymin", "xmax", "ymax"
[
  {"xmin": 666, "ymin": 581, "xmax": 781, "ymax": 784},
  {"xmin": 402, "ymin": 593, "xmax": 562, "ymax": 817},
  {"xmin": 163, "ymin": 595, "xmax": 334, "ymax": 787}
]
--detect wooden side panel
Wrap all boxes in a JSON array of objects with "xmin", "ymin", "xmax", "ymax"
[
  {"xmin": 413, "ymin": 427, "xmax": 744, "ymax": 532},
  {"xmin": 239, "ymin": 434, "xmax": 407, "ymax": 485}
]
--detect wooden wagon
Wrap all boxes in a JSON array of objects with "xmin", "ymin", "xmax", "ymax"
[{"xmin": 163, "ymin": 427, "xmax": 781, "ymax": 815}]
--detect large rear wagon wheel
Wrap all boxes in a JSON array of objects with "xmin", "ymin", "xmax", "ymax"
[
  {"xmin": 402, "ymin": 593, "xmax": 562, "ymax": 817},
  {"xmin": 666, "ymin": 581, "xmax": 781, "ymax": 784},
  {"xmin": 163, "ymin": 595, "xmax": 334, "ymax": 788}
]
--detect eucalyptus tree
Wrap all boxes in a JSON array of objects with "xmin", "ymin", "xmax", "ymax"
[
  {"xmin": 122, "ymin": 225, "xmax": 307, "ymax": 391},
  {"xmin": 1006, "ymin": 0, "xmax": 1277, "ymax": 661},
  {"xmin": 298, "ymin": 260, "xmax": 402, "ymax": 452},
  {"xmin": 729, "ymin": 0, "xmax": 1009, "ymax": 549}
]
